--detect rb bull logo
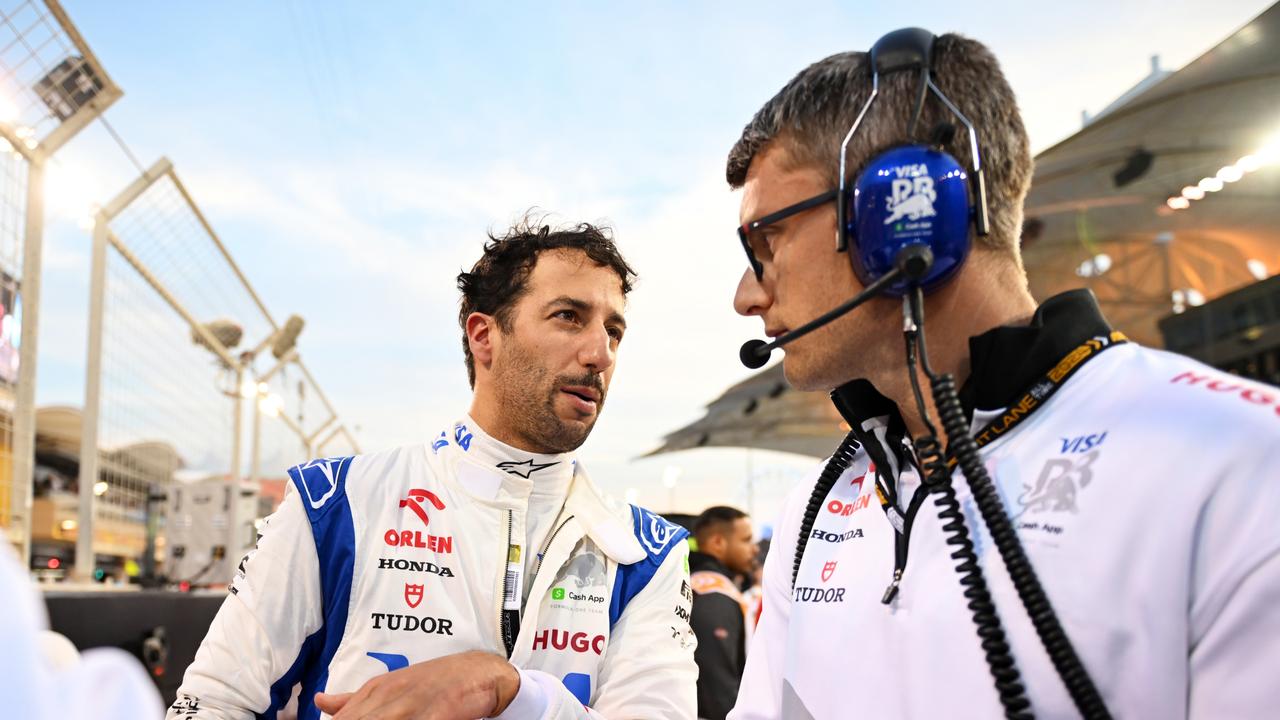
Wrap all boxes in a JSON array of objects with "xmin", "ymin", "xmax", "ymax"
[
  {"xmin": 1014, "ymin": 451, "xmax": 1100, "ymax": 519},
  {"xmin": 400, "ymin": 489, "xmax": 446, "ymax": 527},
  {"xmin": 883, "ymin": 165, "xmax": 938, "ymax": 225},
  {"xmin": 404, "ymin": 583, "xmax": 424, "ymax": 609},
  {"xmin": 821, "ymin": 561, "xmax": 837, "ymax": 583}
]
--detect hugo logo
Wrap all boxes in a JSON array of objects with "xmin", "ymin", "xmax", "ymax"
[{"xmin": 532, "ymin": 629, "xmax": 605, "ymax": 655}]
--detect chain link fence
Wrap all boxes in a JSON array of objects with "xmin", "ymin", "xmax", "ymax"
[
  {"xmin": 67, "ymin": 158, "xmax": 357, "ymax": 583},
  {"xmin": 0, "ymin": 0, "xmax": 121, "ymax": 553}
]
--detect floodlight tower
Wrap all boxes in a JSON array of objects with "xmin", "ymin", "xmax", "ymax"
[{"xmin": 0, "ymin": 0, "xmax": 122, "ymax": 565}]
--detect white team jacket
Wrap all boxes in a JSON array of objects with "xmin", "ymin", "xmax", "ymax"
[
  {"xmin": 732, "ymin": 296, "xmax": 1280, "ymax": 719},
  {"xmin": 169, "ymin": 423, "xmax": 697, "ymax": 719}
]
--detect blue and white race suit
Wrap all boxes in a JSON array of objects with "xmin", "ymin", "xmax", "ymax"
[{"xmin": 169, "ymin": 419, "xmax": 697, "ymax": 719}]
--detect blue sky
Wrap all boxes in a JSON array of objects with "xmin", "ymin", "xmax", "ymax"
[{"xmin": 32, "ymin": 0, "xmax": 1273, "ymax": 525}]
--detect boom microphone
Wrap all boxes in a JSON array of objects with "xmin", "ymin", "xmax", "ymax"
[{"xmin": 738, "ymin": 245, "xmax": 934, "ymax": 369}]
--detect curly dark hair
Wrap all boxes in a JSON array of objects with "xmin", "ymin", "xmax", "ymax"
[{"xmin": 456, "ymin": 216, "xmax": 637, "ymax": 387}]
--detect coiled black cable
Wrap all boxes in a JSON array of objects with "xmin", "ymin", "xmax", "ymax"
[
  {"xmin": 910, "ymin": 287, "xmax": 1111, "ymax": 720},
  {"xmin": 906, "ymin": 324, "xmax": 1033, "ymax": 720},
  {"xmin": 915, "ymin": 387, "xmax": 1033, "ymax": 719},
  {"xmin": 791, "ymin": 432, "xmax": 860, "ymax": 589}
]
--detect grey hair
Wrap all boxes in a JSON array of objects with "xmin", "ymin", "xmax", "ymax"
[{"xmin": 725, "ymin": 35, "xmax": 1031, "ymax": 255}]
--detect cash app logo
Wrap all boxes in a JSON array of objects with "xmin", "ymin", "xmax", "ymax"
[{"xmin": 552, "ymin": 587, "xmax": 566, "ymax": 600}]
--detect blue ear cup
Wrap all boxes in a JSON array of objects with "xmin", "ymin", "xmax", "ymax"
[{"xmin": 846, "ymin": 144, "xmax": 972, "ymax": 295}]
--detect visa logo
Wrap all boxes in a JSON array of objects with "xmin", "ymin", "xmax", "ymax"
[{"xmin": 1060, "ymin": 432, "xmax": 1107, "ymax": 454}]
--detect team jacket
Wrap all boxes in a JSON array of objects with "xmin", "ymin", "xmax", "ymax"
[
  {"xmin": 688, "ymin": 552, "xmax": 747, "ymax": 720},
  {"xmin": 731, "ymin": 290, "xmax": 1280, "ymax": 719},
  {"xmin": 169, "ymin": 422, "xmax": 697, "ymax": 719}
]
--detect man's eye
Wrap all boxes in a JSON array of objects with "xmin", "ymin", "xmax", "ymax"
[
  {"xmin": 554, "ymin": 310, "xmax": 578, "ymax": 322},
  {"xmin": 607, "ymin": 327, "xmax": 624, "ymax": 341}
]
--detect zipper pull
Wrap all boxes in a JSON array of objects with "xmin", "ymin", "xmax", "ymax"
[{"xmin": 881, "ymin": 568, "xmax": 903, "ymax": 605}]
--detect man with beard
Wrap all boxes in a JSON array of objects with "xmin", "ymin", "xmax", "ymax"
[
  {"xmin": 170, "ymin": 220, "xmax": 697, "ymax": 720},
  {"xmin": 688, "ymin": 506, "xmax": 757, "ymax": 720}
]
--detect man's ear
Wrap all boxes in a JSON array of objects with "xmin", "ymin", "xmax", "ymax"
[
  {"xmin": 705, "ymin": 533, "xmax": 726, "ymax": 556},
  {"xmin": 466, "ymin": 312, "xmax": 499, "ymax": 374}
]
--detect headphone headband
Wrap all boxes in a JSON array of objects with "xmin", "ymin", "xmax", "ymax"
[{"xmin": 870, "ymin": 28, "xmax": 936, "ymax": 77}]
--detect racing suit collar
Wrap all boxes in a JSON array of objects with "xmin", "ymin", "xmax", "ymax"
[
  {"xmin": 830, "ymin": 288, "xmax": 1113, "ymax": 435},
  {"xmin": 565, "ymin": 464, "xmax": 647, "ymax": 565},
  {"xmin": 451, "ymin": 417, "xmax": 575, "ymax": 504}
]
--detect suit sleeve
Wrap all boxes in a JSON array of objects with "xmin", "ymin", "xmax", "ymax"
[
  {"xmin": 517, "ymin": 538, "xmax": 697, "ymax": 720},
  {"xmin": 692, "ymin": 590, "xmax": 745, "ymax": 720},
  {"xmin": 726, "ymin": 475, "xmax": 812, "ymax": 720},
  {"xmin": 167, "ymin": 485, "xmax": 323, "ymax": 719},
  {"xmin": 1187, "ymin": 443, "xmax": 1280, "ymax": 719}
]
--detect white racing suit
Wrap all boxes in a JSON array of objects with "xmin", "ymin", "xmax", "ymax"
[
  {"xmin": 169, "ymin": 419, "xmax": 697, "ymax": 719},
  {"xmin": 731, "ymin": 291, "xmax": 1280, "ymax": 719}
]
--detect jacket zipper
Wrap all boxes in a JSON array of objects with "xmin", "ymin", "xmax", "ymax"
[
  {"xmin": 500, "ymin": 509, "xmax": 518, "ymax": 657},
  {"xmin": 533, "ymin": 515, "xmax": 575, "ymax": 580}
]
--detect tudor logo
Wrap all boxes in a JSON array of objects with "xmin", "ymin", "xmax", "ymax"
[
  {"xmin": 371, "ymin": 612, "xmax": 454, "ymax": 635},
  {"xmin": 399, "ymin": 489, "xmax": 446, "ymax": 527},
  {"xmin": 793, "ymin": 586, "xmax": 846, "ymax": 603},
  {"xmin": 821, "ymin": 561, "xmax": 837, "ymax": 583},
  {"xmin": 404, "ymin": 583, "xmax": 424, "ymax": 609}
]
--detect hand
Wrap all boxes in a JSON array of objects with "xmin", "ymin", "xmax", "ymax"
[{"xmin": 314, "ymin": 650, "xmax": 521, "ymax": 719}]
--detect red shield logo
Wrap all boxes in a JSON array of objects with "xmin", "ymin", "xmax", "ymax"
[
  {"xmin": 404, "ymin": 583, "xmax": 424, "ymax": 609},
  {"xmin": 399, "ymin": 489, "xmax": 446, "ymax": 527},
  {"xmin": 821, "ymin": 561, "xmax": 837, "ymax": 583}
]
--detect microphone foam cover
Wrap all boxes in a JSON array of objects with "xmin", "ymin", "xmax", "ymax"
[{"xmin": 739, "ymin": 339, "xmax": 771, "ymax": 369}]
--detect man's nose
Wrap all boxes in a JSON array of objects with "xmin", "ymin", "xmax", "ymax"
[
  {"xmin": 734, "ymin": 267, "xmax": 771, "ymax": 317},
  {"xmin": 578, "ymin": 323, "xmax": 614, "ymax": 372}
]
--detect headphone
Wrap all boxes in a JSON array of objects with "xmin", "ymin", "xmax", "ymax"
[{"xmin": 836, "ymin": 28, "xmax": 990, "ymax": 296}]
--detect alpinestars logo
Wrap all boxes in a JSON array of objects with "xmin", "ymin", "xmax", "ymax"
[
  {"xmin": 399, "ymin": 489, "xmax": 445, "ymax": 527},
  {"xmin": 497, "ymin": 459, "xmax": 559, "ymax": 478},
  {"xmin": 884, "ymin": 164, "xmax": 937, "ymax": 225}
]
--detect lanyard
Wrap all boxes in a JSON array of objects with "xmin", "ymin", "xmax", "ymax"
[
  {"xmin": 876, "ymin": 330, "xmax": 1128, "ymax": 603},
  {"xmin": 965, "ymin": 330, "xmax": 1128, "ymax": 455}
]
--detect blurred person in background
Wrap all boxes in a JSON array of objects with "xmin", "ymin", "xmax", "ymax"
[
  {"xmin": 169, "ymin": 218, "xmax": 696, "ymax": 720},
  {"xmin": 689, "ymin": 506, "xmax": 758, "ymax": 720},
  {"xmin": 1, "ymin": 543, "xmax": 165, "ymax": 719}
]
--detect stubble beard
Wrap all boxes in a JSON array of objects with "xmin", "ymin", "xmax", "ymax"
[{"xmin": 493, "ymin": 337, "xmax": 603, "ymax": 454}]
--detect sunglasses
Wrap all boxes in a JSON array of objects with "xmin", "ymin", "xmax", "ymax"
[{"xmin": 737, "ymin": 189, "xmax": 838, "ymax": 280}]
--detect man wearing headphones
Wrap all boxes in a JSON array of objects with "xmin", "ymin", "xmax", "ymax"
[{"xmin": 726, "ymin": 31, "xmax": 1280, "ymax": 719}]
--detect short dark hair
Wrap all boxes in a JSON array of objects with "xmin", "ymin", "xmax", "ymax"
[
  {"xmin": 725, "ymin": 34, "xmax": 1032, "ymax": 257},
  {"xmin": 456, "ymin": 215, "xmax": 637, "ymax": 387},
  {"xmin": 694, "ymin": 505, "xmax": 748, "ymax": 543}
]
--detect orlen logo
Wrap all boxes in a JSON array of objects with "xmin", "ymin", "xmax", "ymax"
[
  {"xmin": 400, "ymin": 489, "xmax": 445, "ymax": 526},
  {"xmin": 384, "ymin": 530, "xmax": 453, "ymax": 553},
  {"xmin": 532, "ymin": 629, "xmax": 606, "ymax": 655},
  {"xmin": 385, "ymin": 488, "xmax": 453, "ymax": 552},
  {"xmin": 827, "ymin": 495, "xmax": 871, "ymax": 517}
]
